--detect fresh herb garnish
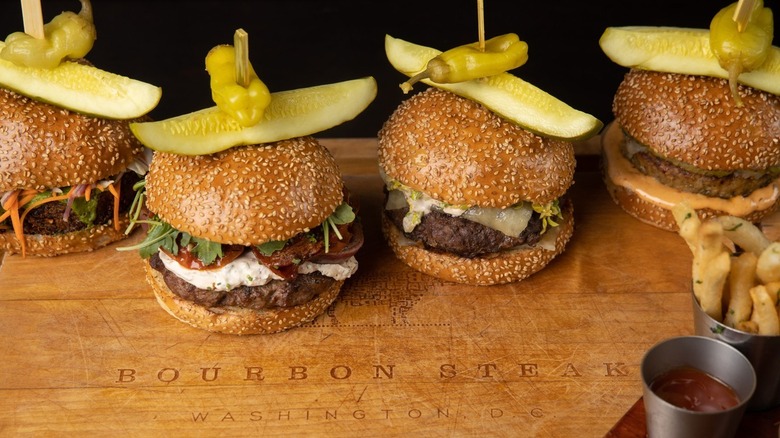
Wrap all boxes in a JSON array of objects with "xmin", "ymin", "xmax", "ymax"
[
  {"xmin": 117, "ymin": 214, "xmax": 223, "ymax": 264},
  {"xmin": 322, "ymin": 202, "xmax": 355, "ymax": 253},
  {"xmin": 256, "ymin": 240, "xmax": 287, "ymax": 256},
  {"xmin": 532, "ymin": 200, "xmax": 562, "ymax": 234}
]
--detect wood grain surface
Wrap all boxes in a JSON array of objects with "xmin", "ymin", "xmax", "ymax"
[{"xmin": 0, "ymin": 138, "xmax": 777, "ymax": 437}]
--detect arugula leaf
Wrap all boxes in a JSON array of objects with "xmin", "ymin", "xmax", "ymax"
[
  {"xmin": 118, "ymin": 215, "xmax": 227, "ymax": 266},
  {"xmin": 322, "ymin": 202, "xmax": 356, "ymax": 252},
  {"xmin": 125, "ymin": 220, "xmax": 178, "ymax": 258},
  {"xmin": 190, "ymin": 236, "xmax": 223, "ymax": 265},
  {"xmin": 256, "ymin": 240, "xmax": 287, "ymax": 256},
  {"xmin": 330, "ymin": 203, "xmax": 356, "ymax": 224}
]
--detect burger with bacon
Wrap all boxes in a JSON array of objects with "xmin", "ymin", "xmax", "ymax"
[
  {"xmin": 128, "ymin": 136, "xmax": 363, "ymax": 335},
  {"xmin": 0, "ymin": 87, "xmax": 150, "ymax": 257}
]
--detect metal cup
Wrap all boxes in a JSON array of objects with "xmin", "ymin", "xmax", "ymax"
[
  {"xmin": 692, "ymin": 293, "xmax": 780, "ymax": 410},
  {"xmin": 641, "ymin": 336, "xmax": 756, "ymax": 438}
]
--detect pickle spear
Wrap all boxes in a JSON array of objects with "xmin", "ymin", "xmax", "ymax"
[
  {"xmin": 385, "ymin": 35, "xmax": 602, "ymax": 141},
  {"xmin": 599, "ymin": 26, "xmax": 780, "ymax": 95},
  {"xmin": 130, "ymin": 77, "xmax": 377, "ymax": 155},
  {"xmin": 0, "ymin": 40, "xmax": 161, "ymax": 119}
]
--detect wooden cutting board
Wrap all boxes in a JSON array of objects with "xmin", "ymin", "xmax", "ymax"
[{"xmin": 0, "ymin": 138, "xmax": 777, "ymax": 437}]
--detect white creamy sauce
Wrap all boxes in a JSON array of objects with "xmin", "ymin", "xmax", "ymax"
[{"xmin": 159, "ymin": 250, "xmax": 358, "ymax": 292}]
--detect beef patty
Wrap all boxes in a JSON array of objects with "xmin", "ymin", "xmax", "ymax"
[
  {"xmin": 385, "ymin": 200, "xmax": 560, "ymax": 258},
  {"xmin": 627, "ymin": 145, "xmax": 777, "ymax": 199},
  {"xmin": 149, "ymin": 252, "xmax": 336, "ymax": 310}
]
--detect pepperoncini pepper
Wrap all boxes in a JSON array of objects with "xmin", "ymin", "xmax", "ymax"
[
  {"xmin": 400, "ymin": 33, "xmax": 529, "ymax": 93},
  {"xmin": 205, "ymin": 44, "xmax": 271, "ymax": 127},
  {"xmin": 0, "ymin": 0, "xmax": 96, "ymax": 69},
  {"xmin": 710, "ymin": 0, "xmax": 774, "ymax": 106}
]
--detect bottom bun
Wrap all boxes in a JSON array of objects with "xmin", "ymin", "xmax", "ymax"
[
  {"xmin": 381, "ymin": 201, "xmax": 574, "ymax": 286},
  {"xmin": 144, "ymin": 262, "xmax": 343, "ymax": 335},
  {"xmin": 601, "ymin": 123, "xmax": 780, "ymax": 232},
  {"xmin": 0, "ymin": 217, "xmax": 132, "ymax": 257}
]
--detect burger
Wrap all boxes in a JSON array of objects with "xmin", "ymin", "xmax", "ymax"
[
  {"xmin": 135, "ymin": 136, "xmax": 363, "ymax": 335},
  {"xmin": 0, "ymin": 86, "xmax": 150, "ymax": 257},
  {"xmin": 601, "ymin": 69, "xmax": 780, "ymax": 231},
  {"xmin": 377, "ymin": 88, "xmax": 576, "ymax": 285}
]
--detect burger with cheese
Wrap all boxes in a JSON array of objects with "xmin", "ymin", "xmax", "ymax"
[
  {"xmin": 601, "ymin": 69, "xmax": 780, "ymax": 231},
  {"xmin": 133, "ymin": 137, "xmax": 363, "ymax": 335},
  {"xmin": 378, "ymin": 88, "xmax": 577, "ymax": 285}
]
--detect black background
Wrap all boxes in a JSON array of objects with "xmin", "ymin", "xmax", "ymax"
[{"xmin": 0, "ymin": 1, "xmax": 730, "ymax": 137}]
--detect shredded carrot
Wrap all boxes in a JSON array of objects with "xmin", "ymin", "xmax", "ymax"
[
  {"xmin": 9, "ymin": 198, "xmax": 24, "ymax": 256},
  {"xmin": 1, "ymin": 191, "xmax": 26, "ymax": 256},
  {"xmin": 1, "ymin": 184, "xmax": 123, "ymax": 255},
  {"xmin": 107, "ymin": 182, "xmax": 120, "ymax": 231},
  {"xmin": 84, "ymin": 185, "xmax": 92, "ymax": 202}
]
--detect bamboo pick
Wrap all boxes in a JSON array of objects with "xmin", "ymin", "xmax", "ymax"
[
  {"xmin": 20, "ymin": 0, "xmax": 45, "ymax": 39},
  {"xmin": 477, "ymin": 0, "xmax": 485, "ymax": 51},
  {"xmin": 234, "ymin": 28, "xmax": 250, "ymax": 88},
  {"xmin": 732, "ymin": 0, "xmax": 757, "ymax": 32}
]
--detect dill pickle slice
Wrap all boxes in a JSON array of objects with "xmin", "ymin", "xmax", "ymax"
[
  {"xmin": 599, "ymin": 26, "xmax": 780, "ymax": 95},
  {"xmin": 0, "ymin": 41, "xmax": 161, "ymax": 119},
  {"xmin": 384, "ymin": 35, "xmax": 602, "ymax": 141},
  {"xmin": 130, "ymin": 77, "xmax": 377, "ymax": 155}
]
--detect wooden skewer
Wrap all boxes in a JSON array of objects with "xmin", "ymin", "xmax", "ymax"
[
  {"xmin": 234, "ymin": 28, "xmax": 250, "ymax": 88},
  {"xmin": 477, "ymin": 0, "xmax": 485, "ymax": 51},
  {"xmin": 732, "ymin": 0, "xmax": 757, "ymax": 32},
  {"xmin": 21, "ymin": 0, "xmax": 45, "ymax": 39}
]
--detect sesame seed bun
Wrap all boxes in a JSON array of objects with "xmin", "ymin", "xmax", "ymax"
[
  {"xmin": 377, "ymin": 88, "xmax": 575, "ymax": 207},
  {"xmin": 142, "ymin": 136, "xmax": 354, "ymax": 335},
  {"xmin": 377, "ymin": 88, "xmax": 576, "ymax": 284},
  {"xmin": 145, "ymin": 136, "xmax": 344, "ymax": 245},
  {"xmin": 0, "ymin": 87, "xmax": 147, "ymax": 192},
  {"xmin": 604, "ymin": 69, "xmax": 780, "ymax": 231},
  {"xmin": 381, "ymin": 199, "xmax": 574, "ymax": 285},
  {"xmin": 613, "ymin": 69, "xmax": 780, "ymax": 171},
  {"xmin": 144, "ymin": 261, "xmax": 341, "ymax": 335}
]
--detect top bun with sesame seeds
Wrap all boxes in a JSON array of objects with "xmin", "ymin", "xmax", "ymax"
[
  {"xmin": 377, "ymin": 88, "xmax": 576, "ymax": 285},
  {"xmin": 138, "ymin": 136, "xmax": 363, "ymax": 335},
  {"xmin": 0, "ymin": 88, "xmax": 146, "ymax": 193},
  {"xmin": 601, "ymin": 69, "xmax": 780, "ymax": 231},
  {"xmin": 145, "ymin": 136, "xmax": 344, "ymax": 245},
  {"xmin": 0, "ymin": 87, "xmax": 149, "ymax": 257}
]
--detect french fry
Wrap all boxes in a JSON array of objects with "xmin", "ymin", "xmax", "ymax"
[
  {"xmin": 693, "ymin": 220, "xmax": 731, "ymax": 322},
  {"xmin": 749, "ymin": 285, "xmax": 780, "ymax": 335},
  {"xmin": 766, "ymin": 281, "xmax": 780, "ymax": 315},
  {"xmin": 736, "ymin": 320, "xmax": 760, "ymax": 334},
  {"xmin": 675, "ymin": 206, "xmax": 780, "ymax": 336},
  {"xmin": 714, "ymin": 215, "xmax": 772, "ymax": 255},
  {"xmin": 672, "ymin": 202, "xmax": 701, "ymax": 252},
  {"xmin": 724, "ymin": 252, "xmax": 758, "ymax": 328},
  {"xmin": 756, "ymin": 242, "xmax": 780, "ymax": 283}
]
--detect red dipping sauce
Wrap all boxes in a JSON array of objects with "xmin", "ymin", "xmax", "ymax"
[{"xmin": 650, "ymin": 366, "xmax": 740, "ymax": 412}]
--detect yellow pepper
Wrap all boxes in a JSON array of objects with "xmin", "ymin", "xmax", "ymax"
[
  {"xmin": 205, "ymin": 44, "xmax": 271, "ymax": 127},
  {"xmin": 401, "ymin": 33, "xmax": 529, "ymax": 93},
  {"xmin": 0, "ymin": 0, "xmax": 96, "ymax": 69},
  {"xmin": 710, "ymin": 0, "xmax": 774, "ymax": 106}
]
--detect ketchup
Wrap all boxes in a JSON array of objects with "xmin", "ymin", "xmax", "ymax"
[{"xmin": 650, "ymin": 366, "xmax": 740, "ymax": 412}]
